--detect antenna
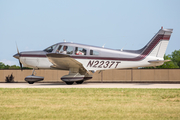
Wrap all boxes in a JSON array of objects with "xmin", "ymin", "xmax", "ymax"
[
  {"xmin": 102, "ymin": 44, "xmax": 106, "ymax": 48},
  {"xmin": 121, "ymin": 43, "xmax": 127, "ymax": 51}
]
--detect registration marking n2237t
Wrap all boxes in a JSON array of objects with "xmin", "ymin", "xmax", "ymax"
[{"xmin": 87, "ymin": 60, "xmax": 121, "ymax": 68}]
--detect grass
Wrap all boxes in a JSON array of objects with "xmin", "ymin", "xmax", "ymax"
[{"xmin": 0, "ymin": 88, "xmax": 180, "ymax": 120}]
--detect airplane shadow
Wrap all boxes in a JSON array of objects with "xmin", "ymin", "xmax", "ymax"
[
  {"xmin": 134, "ymin": 83, "xmax": 155, "ymax": 85},
  {"xmin": 37, "ymin": 82, "xmax": 89, "ymax": 86}
]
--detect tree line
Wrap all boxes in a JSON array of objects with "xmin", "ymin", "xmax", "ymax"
[
  {"xmin": 0, "ymin": 62, "xmax": 31, "ymax": 69},
  {"xmin": 0, "ymin": 49, "xmax": 180, "ymax": 69}
]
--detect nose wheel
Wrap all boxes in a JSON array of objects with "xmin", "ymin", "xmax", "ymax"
[
  {"xmin": 28, "ymin": 81, "xmax": 34, "ymax": 84},
  {"xmin": 25, "ymin": 69, "xmax": 44, "ymax": 84}
]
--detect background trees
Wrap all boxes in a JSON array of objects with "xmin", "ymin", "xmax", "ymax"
[
  {"xmin": 171, "ymin": 50, "xmax": 180, "ymax": 68},
  {"xmin": 0, "ymin": 62, "xmax": 31, "ymax": 69},
  {"xmin": 154, "ymin": 54, "xmax": 179, "ymax": 68},
  {"xmin": 0, "ymin": 62, "xmax": 20, "ymax": 69},
  {"xmin": 143, "ymin": 49, "xmax": 180, "ymax": 69}
]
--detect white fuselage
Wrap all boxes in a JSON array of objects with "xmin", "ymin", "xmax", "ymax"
[{"xmin": 20, "ymin": 55, "xmax": 162, "ymax": 70}]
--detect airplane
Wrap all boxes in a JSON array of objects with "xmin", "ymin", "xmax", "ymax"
[{"xmin": 13, "ymin": 27, "xmax": 173, "ymax": 85}]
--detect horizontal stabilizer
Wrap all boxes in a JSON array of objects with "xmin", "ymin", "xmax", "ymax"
[{"xmin": 148, "ymin": 60, "xmax": 171, "ymax": 64}]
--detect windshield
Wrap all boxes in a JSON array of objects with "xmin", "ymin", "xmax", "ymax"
[{"xmin": 44, "ymin": 44, "xmax": 57, "ymax": 53}]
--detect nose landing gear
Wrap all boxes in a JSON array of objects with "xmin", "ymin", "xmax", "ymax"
[{"xmin": 25, "ymin": 69, "xmax": 44, "ymax": 84}]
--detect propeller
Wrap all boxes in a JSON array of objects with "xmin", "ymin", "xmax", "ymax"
[
  {"xmin": 19, "ymin": 59, "xmax": 23, "ymax": 71},
  {"xmin": 15, "ymin": 43, "xmax": 23, "ymax": 71}
]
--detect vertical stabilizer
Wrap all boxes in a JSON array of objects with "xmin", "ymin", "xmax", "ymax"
[{"xmin": 142, "ymin": 27, "xmax": 173, "ymax": 58}]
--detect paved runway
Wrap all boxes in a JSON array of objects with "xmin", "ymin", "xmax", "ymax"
[{"xmin": 0, "ymin": 83, "xmax": 180, "ymax": 88}]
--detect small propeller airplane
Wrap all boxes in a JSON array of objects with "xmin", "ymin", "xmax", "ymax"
[{"xmin": 13, "ymin": 27, "xmax": 173, "ymax": 85}]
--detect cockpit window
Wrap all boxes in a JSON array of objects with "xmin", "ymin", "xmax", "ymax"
[
  {"xmin": 55, "ymin": 45, "xmax": 62, "ymax": 53},
  {"xmin": 75, "ymin": 47, "xmax": 86, "ymax": 55},
  {"xmin": 90, "ymin": 50, "xmax": 99, "ymax": 55},
  {"xmin": 56, "ymin": 45, "xmax": 73, "ymax": 54},
  {"xmin": 44, "ymin": 44, "xmax": 57, "ymax": 53}
]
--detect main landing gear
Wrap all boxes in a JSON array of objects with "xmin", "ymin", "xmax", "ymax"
[
  {"xmin": 65, "ymin": 81, "xmax": 74, "ymax": 85},
  {"xmin": 76, "ymin": 80, "xmax": 84, "ymax": 84},
  {"xmin": 65, "ymin": 80, "xmax": 84, "ymax": 85}
]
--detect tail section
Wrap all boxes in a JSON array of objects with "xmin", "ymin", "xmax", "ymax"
[{"xmin": 141, "ymin": 27, "xmax": 173, "ymax": 59}]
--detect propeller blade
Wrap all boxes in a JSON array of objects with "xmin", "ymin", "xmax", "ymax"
[
  {"xmin": 19, "ymin": 60, "xmax": 23, "ymax": 71},
  {"xmin": 16, "ymin": 42, "xmax": 20, "ymax": 54},
  {"xmin": 15, "ymin": 42, "xmax": 23, "ymax": 71}
]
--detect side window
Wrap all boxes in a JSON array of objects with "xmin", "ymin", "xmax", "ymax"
[
  {"xmin": 75, "ymin": 47, "xmax": 87, "ymax": 55},
  {"xmin": 90, "ymin": 50, "xmax": 99, "ymax": 55},
  {"xmin": 60, "ymin": 45, "xmax": 73, "ymax": 54}
]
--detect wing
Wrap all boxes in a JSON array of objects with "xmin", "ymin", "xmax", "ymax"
[{"xmin": 46, "ymin": 53, "xmax": 87, "ymax": 72}]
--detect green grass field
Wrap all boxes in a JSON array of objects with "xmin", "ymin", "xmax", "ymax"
[{"xmin": 0, "ymin": 88, "xmax": 180, "ymax": 120}]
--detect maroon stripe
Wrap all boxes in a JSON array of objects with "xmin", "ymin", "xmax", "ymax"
[
  {"xmin": 20, "ymin": 34, "xmax": 170, "ymax": 61},
  {"xmin": 62, "ymin": 77, "xmax": 84, "ymax": 79},
  {"xmin": 61, "ymin": 77, "xmax": 84, "ymax": 80},
  {"xmin": 61, "ymin": 77, "xmax": 92, "ymax": 81},
  {"xmin": 84, "ymin": 77, "xmax": 93, "ymax": 80},
  {"xmin": 163, "ymin": 35, "xmax": 171, "ymax": 40},
  {"xmin": 72, "ymin": 34, "xmax": 170, "ymax": 61},
  {"xmin": 20, "ymin": 54, "xmax": 47, "ymax": 57}
]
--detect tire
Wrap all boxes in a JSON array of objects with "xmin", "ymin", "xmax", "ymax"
[
  {"xmin": 65, "ymin": 81, "xmax": 74, "ymax": 85},
  {"xmin": 76, "ymin": 80, "xmax": 84, "ymax": 84},
  {"xmin": 28, "ymin": 81, "xmax": 34, "ymax": 84}
]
